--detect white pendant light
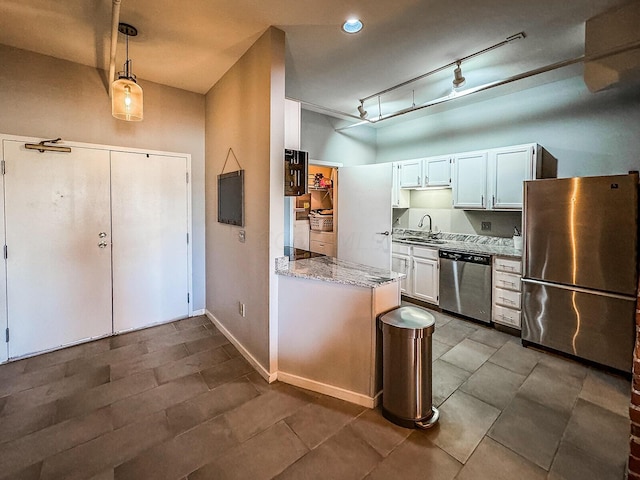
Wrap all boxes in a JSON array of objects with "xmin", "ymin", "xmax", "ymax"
[{"xmin": 112, "ymin": 23, "xmax": 143, "ymax": 122}]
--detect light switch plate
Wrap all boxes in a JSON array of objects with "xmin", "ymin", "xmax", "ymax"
[
  {"xmin": 239, "ymin": 230, "xmax": 246, "ymax": 243},
  {"xmin": 481, "ymin": 222, "xmax": 492, "ymax": 231}
]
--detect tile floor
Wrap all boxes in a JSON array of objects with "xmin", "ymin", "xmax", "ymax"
[{"xmin": 0, "ymin": 310, "xmax": 631, "ymax": 480}]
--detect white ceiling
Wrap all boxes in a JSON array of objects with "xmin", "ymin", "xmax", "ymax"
[{"xmin": 0, "ymin": 0, "xmax": 628, "ymax": 119}]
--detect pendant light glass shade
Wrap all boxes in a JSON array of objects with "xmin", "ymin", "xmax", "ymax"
[
  {"xmin": 112, "ymin": 23, "xmax": 143, "ymax": 122},
  {"xmin": 112, "ymin": 77, "xmax": 143, "ymax": 121}
]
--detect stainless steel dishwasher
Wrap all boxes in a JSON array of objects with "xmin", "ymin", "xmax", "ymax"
[{"xmin": 439, "ymin": 250, "xmax": 492, "ymax": 323}]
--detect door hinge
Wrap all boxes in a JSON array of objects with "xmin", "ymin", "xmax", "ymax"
[
  {"xmin": 3, "ymin": 245, "xmax": 6, "ymax": 259},
  {"xmin": 1, "ymin": 160, "xmax": 5, "ymax": 175},
  {"xmin": 187, "ymin": 293, "xmax": 190, "ymax": 304},
  {"xmin": 5, "ymin": 328, "xmax": 8, "ymax": 343},
  {"xmin": 186, "ymin": 172, "xmax": 189, "ymax": 184}
]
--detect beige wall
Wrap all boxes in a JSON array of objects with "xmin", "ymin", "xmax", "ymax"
[
  {"xmin": 0, "ymin": 43, "xmax": 207, "ymax": 310},
  {"xmin": 205, "ymin": 27, "xmax": 285, "ymax": 374}
]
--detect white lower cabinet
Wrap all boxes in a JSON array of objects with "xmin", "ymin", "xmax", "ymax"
[
  {"xmin": 392, "ymin": 243, "xmax": 438, "ymax": 305},
  {"xmin": 412, "ymin": 257, "xmax": 439, "ymax": 304},
  {"xmin": 492, "ymin": 256, "xmax": 523, "ymax": 329},
  {"xmin": 391, "ymin": 244, "xmax": 412, "ymax": 294}
]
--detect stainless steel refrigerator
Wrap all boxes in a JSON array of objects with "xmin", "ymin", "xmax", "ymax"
[{"xmin": 522, "ymin": 173, "xmax": 638, "ymax": 372}]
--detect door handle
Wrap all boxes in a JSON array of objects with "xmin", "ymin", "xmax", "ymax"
[
  {"xmin": 376, "ymin": 231, "xmax": 390, "ymax": 236},
  {"xmin": 98, "ymin": 241, "xmax": 108, "ymax": 248}
]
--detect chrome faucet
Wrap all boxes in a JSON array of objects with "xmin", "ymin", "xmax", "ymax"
[{"xmin": 418, "ymin": 214, "xmax": 432, "ymax": 234}]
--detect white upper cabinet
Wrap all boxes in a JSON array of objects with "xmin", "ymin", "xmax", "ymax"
[
  {"xmin": 391, "ymin": 162, "xmax": 410, "ymax": 208},
  {"xmin": 453, "ymin": 143, "xmax": 544, "ymax": 210},
  {"xmin": 452, "ymin": 151, "xmax": 488, "ymax": 209},
  {"xmin": 490, "ymin": 144, "xmax": 537, "ymax": 210},
  {"xmin": 398, "ymin": 159, "xmax": 423, "ymax": 188},
  {"xmin": 424, "ymin": 156, "xmax": 452, "ymax": 187}
]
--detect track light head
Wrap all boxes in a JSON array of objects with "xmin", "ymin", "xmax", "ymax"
[
  {"xmin": 452, "ymin": 61, "xmax": 466, "ymax": 89},
  {"xmin": 357, "ymin": 103, "xmax": 368, "ymax": 119}
]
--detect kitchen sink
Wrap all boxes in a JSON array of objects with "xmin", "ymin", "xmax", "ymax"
[{"xmin": 397, "ymin": 236, "xmax": 446, "ymax": 245}]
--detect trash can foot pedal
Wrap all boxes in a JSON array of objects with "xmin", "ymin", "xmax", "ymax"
[{"xmin": 415, "ymin": 407, "xmax": 439, "ymax": 430}]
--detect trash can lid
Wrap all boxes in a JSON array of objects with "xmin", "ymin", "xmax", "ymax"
[{"xmin": 379, "ymin": 306, "xmax": 436, "ymax": 331}]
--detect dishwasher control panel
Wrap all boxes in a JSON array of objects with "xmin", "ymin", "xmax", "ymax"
[{"xmin": 439, "ymin": 250, "xmax": 491, "ymax": 265}]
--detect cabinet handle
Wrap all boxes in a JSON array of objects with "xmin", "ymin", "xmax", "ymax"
[
  {"xmin": 417, "ymin": 175, "xmax": 420, "ymax": 184},
  {"xmin": 425, "ymin": 176, "xmax": 429, "ymax": 185},
  {"xmin": 492, "ymin": 195, "xmax": 495, "ymax": 205},
  {"xmin": 481, "ymin": 195, "xmax": 484, "ymax": 206}
]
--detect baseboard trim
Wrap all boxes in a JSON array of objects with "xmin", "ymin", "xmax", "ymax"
[
  {"xmin": 277, "ymin": 371, "xmax": 380, "ymax": 408},
  {"xmin": 204, "ymin": 310, "xmax": 277, "ymax": 384},
  {"xmin": 191, "ymin": 309, "xmax": 205, "ymax": 316}
]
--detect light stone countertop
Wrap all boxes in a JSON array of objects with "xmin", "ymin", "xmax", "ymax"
[
  {"xmin": 276, "ymin": 256, "xmax": 404, "ymax": 288},
  {"xmin": 392, "ymin": 229, "xmax": 522, "ymax": 259}
]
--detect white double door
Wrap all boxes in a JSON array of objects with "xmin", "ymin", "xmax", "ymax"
[{"xmin": 3, "ymin": 141, "xmax": 189, "ymax": 359}]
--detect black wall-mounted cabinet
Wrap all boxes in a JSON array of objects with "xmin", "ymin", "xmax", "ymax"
[{"xmin": 284, "ymin": 149, "xmax": 308, "ymax": 196}]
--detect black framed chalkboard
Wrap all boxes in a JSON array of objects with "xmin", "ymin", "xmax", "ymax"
[{"xmin": 218, "ymin": 170, "xmax": 244, "ymax": 226}]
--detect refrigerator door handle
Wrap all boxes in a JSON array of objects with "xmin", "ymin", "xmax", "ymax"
[{"xmin": 521, "ymin": 278, "xmax": 636, "ymax": 301}]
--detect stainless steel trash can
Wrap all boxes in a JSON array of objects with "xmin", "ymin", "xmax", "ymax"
[{"xmin": 379, "ymin": 306, "xmax": 439, "ymax": 429}]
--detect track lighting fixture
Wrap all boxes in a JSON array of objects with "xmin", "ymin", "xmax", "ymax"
[
  {"xmin": 357, "ymin": 101, "xmax": 368, "ymax": 119},
  {"xmin": 352, "ymin": 32, "xmax": 526, "ymax": 124},
  {"xmin": 452, "ymin": 61, "xmax": 466, "ymax": 89},
  {"xmin": 112, "ymin": 23, "xmax": 143, "ymax": 122}
]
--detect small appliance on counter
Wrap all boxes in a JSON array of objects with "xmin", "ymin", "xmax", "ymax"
[{"xmin": 522, "ymin": 172, "xmax": 638, "ymax": 373}]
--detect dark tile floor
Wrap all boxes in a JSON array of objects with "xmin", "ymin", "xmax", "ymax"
[{"xmin": 0, "ymin": 310, "xmax": 630, "ymax": 479}]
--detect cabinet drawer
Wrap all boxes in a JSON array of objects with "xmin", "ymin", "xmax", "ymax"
[
  {"xmin": 494, "ymin": 257, "xmax": 522, "ymax": 274},
  {"xmin": 310, "ymin": 231, "xmax": 335, "ymax": 243},
  {"xmin": 412, "ymin": 246, "xmax": 438, "ymax": 260},
  {"xmin": 493, "ymin": 305, "xmax": 521, "ymax": 329},
  {"xmin": 493, "ymin": 287, "xmax": 521, "ymax": 309},
  {"xmin": 392, "ymin": 243, "xmax": 411, "ymax": 255},
  {"xmin": 310, "ymin": 240, "xmax": 336, "ymax": 256},
  {"xmin": 494, "ymin": 271, "xmax": 521, "ymax": 292}
]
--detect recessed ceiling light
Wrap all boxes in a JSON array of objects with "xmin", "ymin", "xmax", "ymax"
[{"xmin": 342, "ymin": 18, "xmax": 363, "ymax": 34}]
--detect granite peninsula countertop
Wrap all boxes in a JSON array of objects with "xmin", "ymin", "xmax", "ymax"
[
  {"xmin": 392, "ymin": 230, "xmax": 523, "ymax": 258},
  {"xmin": 276, "ymin": 256, "xmax": 404, "ymax": 288}
]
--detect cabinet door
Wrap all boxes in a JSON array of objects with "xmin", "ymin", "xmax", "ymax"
[
  {"xmin": 412, "ymin": 258, "xmax": 439, "ymax": 304},
  {"xmin": 391, "ymin": 163, "xmax": 409, "ymax": 208},
  {"xmin": 491, "ymin": 145, "xmax": 534, "ymax": 209},
  {"xmin": 4, "ymin": 141, "xmax": 113, "ymax": 358},
  {"xmin": 392, "ymin": 253, "xmax": 411, "ymax": 294},
  {"xmin": 425, "ymin": 156, "xmax": 452, "ymax": 186},
  {"xmin": 399, "ymin": 159, "xmax": 423, "ymax": 188},
  {"xmin": 452, "ymin": 152, "xmax": 487, "ymax": 209}
]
